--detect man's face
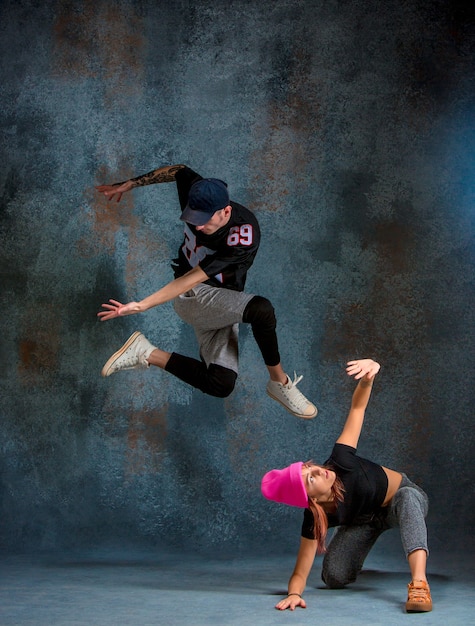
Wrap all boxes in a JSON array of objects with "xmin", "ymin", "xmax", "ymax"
[{"xmin": 194, "ymin": 206, "xmax": 232, "ymax": 235}]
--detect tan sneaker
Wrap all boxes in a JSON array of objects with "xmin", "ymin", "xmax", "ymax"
[
  {"xmin": 266, "ymin": 373, "xmax": 317, "ymax": 419},
  {"xmin": 406, "ymin": 580, "xmax": 432, "ymax": 612},
  {"xmin": 101, "ymin": 332, "xmax": 156, "ymax": 377}
]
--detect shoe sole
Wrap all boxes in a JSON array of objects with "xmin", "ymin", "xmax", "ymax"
[
  {"xmin": 101, "ymin": 331, "xmax": 143, "ymax": 377},
  {"xmin": 266, "ymin": 389, "xmax": 318, "ymax": 419},
  {"xmin": 406, "ymin": 604, "xmax": 432, "ymax": 612}
]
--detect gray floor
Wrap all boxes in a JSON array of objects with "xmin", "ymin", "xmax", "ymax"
[{"xmin": 1, "ymin": 543, "xmax": 473, "ymax": 626}]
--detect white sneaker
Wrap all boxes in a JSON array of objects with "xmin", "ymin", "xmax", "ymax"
[
  {"xmin": 101, "ymin": 331, "xmax": 156, "ymax": 377},
  {"xmin": 266, "ymin": 373, "xmax": 317, "ymax": 419}
]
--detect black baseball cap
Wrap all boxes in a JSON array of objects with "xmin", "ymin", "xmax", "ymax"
[{"xmin": 180, "ymin": 178, "xmax": 230, "ymax": 226}]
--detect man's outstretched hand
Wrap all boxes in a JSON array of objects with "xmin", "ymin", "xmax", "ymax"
[
  {"xmin": 97, "ymin": 299, "xmax": 141, "ymax": 321},
  {"xmin": 96, "ymin": 180, "xmax": 133, "ymax": 203}
]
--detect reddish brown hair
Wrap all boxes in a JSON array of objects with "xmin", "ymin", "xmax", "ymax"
[{"xmin": 304, "ymin": 463, "xmax": 345, "ymax": 553}]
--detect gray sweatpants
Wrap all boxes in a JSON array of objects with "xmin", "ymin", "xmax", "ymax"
[
  {"xmin": 173, "ymin": 284, "xmax": 254, "ymax": 373},
  {"xmin": 321, "ymin": 474, "xmax": 429, "ymax": 588}
]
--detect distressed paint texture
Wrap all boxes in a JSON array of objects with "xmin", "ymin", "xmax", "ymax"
[{"xmin": 0, "ymin": 0, "xmax": 474, "ymax": 557}]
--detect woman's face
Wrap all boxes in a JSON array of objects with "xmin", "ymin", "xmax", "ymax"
[{"xmin": 301, "ymin": 463, "xmax": 336, "ymax": 501}]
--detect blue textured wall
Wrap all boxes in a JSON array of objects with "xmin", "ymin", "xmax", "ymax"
[{"xmin": 1, "ymin": 0, "xmax": 474, "ymax": 556}]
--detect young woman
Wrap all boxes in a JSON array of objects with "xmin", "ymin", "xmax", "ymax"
[{"xmin": 261, "ymin": 359, "xmax": 432, "ymax": 613}]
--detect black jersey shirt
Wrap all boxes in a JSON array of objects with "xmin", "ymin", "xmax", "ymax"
[
  {"xmin": 172, "ymin": 167, "xmax": 260, "ymax": 292},
  {"xmin": 301, "ymin": 443, "xmax": 388, "ymax": 539}
]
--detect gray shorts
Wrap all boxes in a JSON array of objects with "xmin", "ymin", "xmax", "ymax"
[{"xmin": 173, "ymin": 284, "xmax": 254, "ymax": 373}]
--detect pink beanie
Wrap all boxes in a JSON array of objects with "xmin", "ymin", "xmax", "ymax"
[{"xmin": 261, "ymin": 462, "xmax": 308, "ymax": 508}]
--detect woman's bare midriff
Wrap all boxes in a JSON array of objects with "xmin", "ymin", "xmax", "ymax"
[{"xmin": 381, "ymin": 467, "xmax": 403, "ymax": 506}]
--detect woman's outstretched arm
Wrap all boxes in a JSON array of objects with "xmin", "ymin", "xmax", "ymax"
[
  {"xmin": 275, "ymin": 537, "xmax": 318, "ymax": 611},
  {"xmin": 336, "ymin": 359, "xmax": 381, "ymax": 449}
]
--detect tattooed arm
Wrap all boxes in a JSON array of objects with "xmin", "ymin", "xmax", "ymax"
[{"xmin": 96, "ymin": 164, "xmax": 186, "ymax": 203}]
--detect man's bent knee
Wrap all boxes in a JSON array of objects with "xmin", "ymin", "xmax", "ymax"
[
  {"xmin": 242, "ymin": 295, "xmax": 276, "ymax": 328},
  {"xmin": 206, "ymin": 365, "xmax": 237, "ymax": 398}
]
